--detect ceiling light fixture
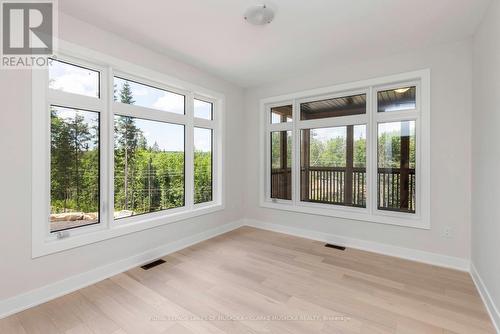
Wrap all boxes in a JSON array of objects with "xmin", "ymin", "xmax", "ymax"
[
  {"xmin": 395, "ymin": 88, "xmax": 410, "ymax": 94},
  {"xmin": 244, "ymin": 4, "xmax": 274, "ymax": 25}
]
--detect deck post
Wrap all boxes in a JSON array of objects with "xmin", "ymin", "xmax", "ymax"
[
  {"xmin": 279, "ymin": 123, "xmax": 290, "ymax": 199},
  {"xmin": 345, "ymin": 125, "xmax": 354, "ymax": 205},
  {"xmin": 400, "ymin": 121, "xmax": 410, "ymax": 210},
  {"xmin": 301, "ymin": 129, "xmax": 310, "ymax": 201}
]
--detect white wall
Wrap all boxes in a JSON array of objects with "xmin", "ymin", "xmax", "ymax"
[
  {"xmin": 0, "ymin": 13, "xmax": 244, "ymax": 300},
  {"xmin": 472, "ymin": 0, "xmax": 500, "ymax": 325},
  {"xmin": 243, "ymin": 40, "xmax": 473, "ymax": 261}
]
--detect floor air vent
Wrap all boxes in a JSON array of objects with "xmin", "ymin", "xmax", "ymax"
[
  {"xmin": 141, "ymin": 259, "xmax": 166, "ymax": 270},
  {"xmin": 325, "ymin": 243, "xmax": 346, "ymax": 251}
]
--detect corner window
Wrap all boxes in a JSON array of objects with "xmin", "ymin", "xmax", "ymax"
[
  {"xmin": 32, "ymin": 50, "xmax": 223, "ymax": 257},
  {"xmin": 263, "ymin": 72, "xmax": 429, "ymax": 228}
]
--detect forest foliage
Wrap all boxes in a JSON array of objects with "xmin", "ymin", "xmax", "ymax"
[
  {"xmin": 50, "ymin": 81, "xmax": 213, "ymax": 222},
  {"xmin": 271, "ymin": 124, "xmax": 415, "ymax": 170}
]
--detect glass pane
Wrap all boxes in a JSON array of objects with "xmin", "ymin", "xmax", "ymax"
[
  {"xmin": 377, "ymin": 86, "xmax": 416, "ymax": 112},
  {"xmin": 377, "ymin": 121, "xmax": 416, "ymax": 213},
  {"xmin": 270, "ymin": 131, "xmax": 292, "ymax": 200},
  {"xmin": 194, "ymin": 99, "xmax": 213, "ymax": 120},
  {"xmin": 50, "ymin": 106, "xmax": 100, "ymax": 232},
  {"xmin": 194, "ymin": 128, "xmax": 213, "ymax": 204},
  {"xmin": 271, "ymin": 105, "xmax": 292, "ymax": 124},
  {"xmin": 114, "ymin": 116, "xmax": 185, "ymax": 219},
  {"xmin": 300, "ymin": 125, "xmax": 366, "ymax": 207},
  {"xmin": 114, "ymin": 77, "xmax": 185, "ymax": 115},
  {"xmin": 300, "ymin": 94, "xmax": 366, "ymax": 120},
  {"xmin": 49, "ymin": 59, "xmax": 99, "ymax": 98}
]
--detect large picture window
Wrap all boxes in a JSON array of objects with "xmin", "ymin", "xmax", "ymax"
[
  {"xmin": 262, "ymin": 71, "xmax": 430, "ymax": 228},
  {"xmin": 32, "ymin": 48, "xmax": 222, "ymax": 257}
]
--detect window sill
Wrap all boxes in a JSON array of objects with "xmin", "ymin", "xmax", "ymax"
[
  {"xmin": 32, "ymin": 203, "xmax": 224, "ymax": 258},
  {"xmin": 260, "ymin": 200, "xmax": 430, "ymax": 230}
]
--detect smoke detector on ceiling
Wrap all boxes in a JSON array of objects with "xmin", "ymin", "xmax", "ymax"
[{"xmin": 244, "ymin": 4, "xmax": 275, "ymax": 25}]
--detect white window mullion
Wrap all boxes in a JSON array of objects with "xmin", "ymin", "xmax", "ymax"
[
  {"xmin": 48, "ymin": 90, "xmax": 104, "ymax": 112},
  {"xmin": 293, "ymin": 99, "xmax": 300, "ymax": 205},
  {"xmin": 106, "ymin": 66, "xmax": 115, "ymax": 228},
  {"xmin": 268, "ymin": 122, "xmax": 292, "ymax": 132},
  {"xmin": 193, "ymin": 118, "xmax": 215, "ymax": 129},
  {"xmin": 112, "ymin": 102, "xmax": 188, "ymax": 125},
  {"xmin": 298, "ymin": 114, "xmax": 368, "ymax": 130},
  {"xmin": 368, "ymin": 86, "xmax": 377, "ymax": 215},
  {"xmin": 185, "ymin": 93, "xmax": 195, "ymax": 210}
]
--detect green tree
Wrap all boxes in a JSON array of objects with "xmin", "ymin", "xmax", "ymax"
[
  {"xmin": 115, "ymin": 116, "xmax": 141, "ymax": 210},
  {"xmin": 69, "ymin": 113, "xmax": 92, "ymax": 207},
  {"xmin": 114, "ymin": 82, "xmax": 141, "ymax": 211},
  {"xmin": 50, "ymin": 108, "xmax": 99, "ymax": 215},
  {"xmin": 194, "ymin": 151, "xmax": 212, "ymax": 203},
  {"xmin": 120, "ymin": 81, "xmax": 135, "ymax": 104},
  {"xmin": 51, "ymin": 108, "xmax": 73, "ymax": 211}
]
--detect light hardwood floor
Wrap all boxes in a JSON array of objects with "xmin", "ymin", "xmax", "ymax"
[{"xmin": 0, "ymin": 227, "xmax": 495, "ymax": 334}]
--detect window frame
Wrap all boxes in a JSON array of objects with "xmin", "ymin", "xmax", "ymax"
[
  {"xmin": 260, "ymin": 70, "xmax": 430, "ymax": 229},
  {"xmin": 32, "ymin": 40, "xmax": 224, "ymax": 257}
]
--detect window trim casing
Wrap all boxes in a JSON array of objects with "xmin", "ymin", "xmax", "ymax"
[
  {"xmin": 32, "ymin": 40, "xmax": 225, "ymax": 258},
  {"xmin": 260, "ymin": 70, "xmax": 430, "ymax": 229}
]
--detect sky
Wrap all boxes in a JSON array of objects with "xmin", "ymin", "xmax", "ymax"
[
  {"xmin": 49, "ymin": 60, "xmax": 212, "ymax": 152},
  {"xmin": 311, "ymin": 121, "xmax": 415, "ymax": 143},
  {"xmin": 312, "ymin": 125, "xmax": 366, "ymax": 143}
]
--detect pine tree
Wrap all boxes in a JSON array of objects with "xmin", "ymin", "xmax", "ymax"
[
  {"xmin": 70, "ymin": 113, "xmax": 92, "ymax": 208},
  {"xmin": 120, "ymin": 81, "xmax": 135, "ymax": 104},
  {"xmin": 51, "ymin": 108, "xmax": 73, "ymax": 212},
  {"xmin": 116, "ymin": 116, "xmax": 140, "ymax": 210},
  {"xmin": 115, "ymin": 82, "xmax": 139, "ymax": 210}
]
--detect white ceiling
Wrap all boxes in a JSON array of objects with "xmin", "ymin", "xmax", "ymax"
[{"xmin": 60, "ymin": 0, "xmax": 491, "ymax": 88}]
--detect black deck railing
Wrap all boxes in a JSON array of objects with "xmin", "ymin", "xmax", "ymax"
[
  {"xmin": 270, "ymin": 168, "xmax": 292, "ymax": 200},
  {"xmin": 271, "ymin": 167, "xmax": 415, "ymax": 212}
]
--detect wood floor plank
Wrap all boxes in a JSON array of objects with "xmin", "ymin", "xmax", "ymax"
[
  {"xmin": 0, "ymin": 314, "xmax": 27, "ymax": 334},
  {"xmin": 0, "ymin": 227, "xmax": 495, "ymax": 333}
]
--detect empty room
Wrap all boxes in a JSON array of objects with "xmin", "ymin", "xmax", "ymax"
[{"xmin": 1, "ymin": 0, "xmax": 500, "ymax": 333}]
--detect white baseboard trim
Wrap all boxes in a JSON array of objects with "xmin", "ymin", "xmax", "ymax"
[
  {"xmin": 0, "ymin": 219, "xmax": 244, "ymax": 320},
  {"xmin": 243, "ymin": 219, "xmax": 470, "ymax": 272},
  {"xmin": 471, "ymin": 264, "xmax": 500, "ymax": 334}
]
